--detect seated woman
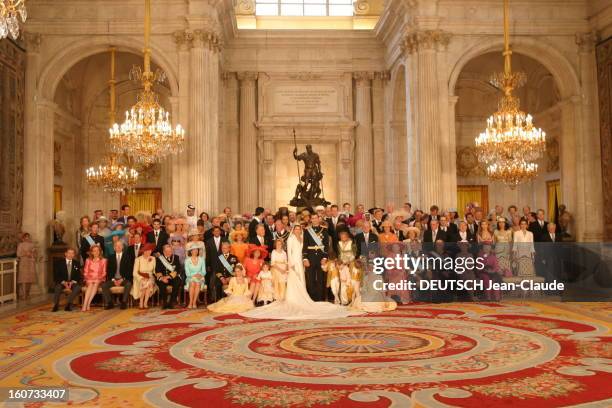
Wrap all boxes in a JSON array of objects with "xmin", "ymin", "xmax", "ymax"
[
  {"xmin": 207, "ymin": 264, "xmax": 254, "ymax": 313},
  {"xmin": 81, "ymin": 244, "xmax": 107, "ymax": 312},
  {"xmin": 132, "ymin": 243, "xmax": 157, "ymax": 309},
  {"xmin": 184, "ymin": 241, "xmax": 206, "ymax": 309}
]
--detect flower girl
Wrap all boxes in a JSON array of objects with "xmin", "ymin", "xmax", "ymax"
[{"xmin": 257, "ymin": 263, "xmax": 275, "ymax": 305}]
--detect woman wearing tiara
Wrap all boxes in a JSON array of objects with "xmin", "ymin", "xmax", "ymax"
[{"xmin": 240, "ymin": 224, "xmax": 362, "ymax": 320}]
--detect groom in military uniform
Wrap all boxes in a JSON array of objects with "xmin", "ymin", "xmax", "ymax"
[{"xmin": 302, "ymin": 213, "xmax": 330, "ymax": 301}]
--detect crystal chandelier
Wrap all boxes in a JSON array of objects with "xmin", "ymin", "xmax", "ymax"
[
  {"xmin": 109, "ymin": 0, "xmax": 185, "ymax": 165},
  {"xmin": 474, "ymin": 0, "xmax": 546, "ymax": 189},
  {"xmin": 86, "ymin": 48, "xmax": 139, "ymax": 193},
  {"xmin": 0, "ymin": 0, "xmax": 26, "ymax": 40},
  {"xmin": 86, "ymin": 154, "xmax": 139, "ymax": 193}
]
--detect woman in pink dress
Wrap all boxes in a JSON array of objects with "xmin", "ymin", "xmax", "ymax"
[{"xmin": 82, "ymin": 244, "xmax": 107, "ymax": 311}]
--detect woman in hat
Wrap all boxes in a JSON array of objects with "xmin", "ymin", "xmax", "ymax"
[
  {"xmin": 230, "ymin": 229, "xmax": 249, "ymax": 263},
  {"xmin": 16, "ymin": 232, "xmax": 37, "ymax": 300},
  {"xmin": 401, "ymin": 226, "xmax": 421, "ymax": 243},
  {"xmin": 184, "ymin": 242, "xmax": 206, "ymax": 309},
  {"xmin": 187, "ymin": 228, "xmax": 205, "ymax": 252},
  {"xmin": 132, "ymin": 243, "xmax": 157, "ymax": 309},
  {"xmin": 244, "ymin": 244, "xmax": 268, "ymax": 302},
  {"xmin": 378, "ymin": 221, "xmax": 398, "ymax": 244},
  {"xmin": 199, "ymin": 212, "xmax": 212, "ymax": 231},
  {"xmin": 82, "ymin": 244, "xmax": 107, "ymax": 311},
  {"xmin": 207, "ymin": 264, "xmax": 254, "ymax": 313}
]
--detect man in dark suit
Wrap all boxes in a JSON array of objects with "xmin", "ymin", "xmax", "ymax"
[
  {"xmin": 465, "ymin": 213, "xmax": 478, "ymax": 237},
  {"xmin": 456, "ymin": 221, "xmax": 476, "ymax": 243},
  {"xmin": 423, "ymin": 220, "xmax": 448, "ymax": 244},
  {"xmin": 206, "ymin": 226, "xmax": 230, "ymax": 301},
  {"xmin": 52, "ymin": 248, "xmax": 82, "ymax": 312},
  {"xmin": 79, "ymin": 222, "xmax": 105, "ymax": 261},
  {"xmin": 128, "ymin": 232, "xmax": 143, "ymax": 260},
  {"xmin": 529, "ymin": 209, "xmax": 549, "ymax": 242},
  {"xmin": 146, "ymin": 219, "xmax": 169, "ymax": 254},
  {"xmin": 117, "ymin": 204, "xmax": 131, "ymax": 225},
  {"xmin": 248, "ymin": 207, "xmax": 265, "ymax": 242},
  {"xmin": 354, "ymin": 221, "xmax": 379, "ymax": 258},
  {"xmin": 101, "ymin": 241, "xmax": 133, "ymax": 309},
  {"xmin": 538, "ymin": 222, "xmax": 562, "ymax": 283},
  {"xmin": 155, "ymin": 244, "xmax": 182, "ymax": 309},
  {"xmin": 249, "ymin": 224, "xmax": 273, "ymax": 256},
  {"xmin": 439, "ymin": 215, "xmax": 458, "ymax": 242},
  {"xmin": 209, "ymin": 241, "xmax": 239, "ymax": 301}
]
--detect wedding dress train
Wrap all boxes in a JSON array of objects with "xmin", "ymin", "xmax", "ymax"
[{"xmin": 240, "ymin": 234, "xmax": 361, "ymax": 320}]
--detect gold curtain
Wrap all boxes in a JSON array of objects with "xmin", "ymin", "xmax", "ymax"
[
  {"xmin": 546, "ymin": 179, "xmax": 561, "ymax": 223},
  {"xmin": 457, "ymin": 185, "xmax": 489, "ymax": 218},
  {"xmin": 121, "ymin": 188, "xmax": 161, "ymax": 214},
  {"xmin": 54, "ymin": 185, "xmax": 63, "ymax": 214}
]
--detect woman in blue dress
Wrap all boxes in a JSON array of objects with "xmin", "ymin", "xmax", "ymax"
[{"xmin": 184, "ymin": 242, "xmax": 206, "ymax": 309}]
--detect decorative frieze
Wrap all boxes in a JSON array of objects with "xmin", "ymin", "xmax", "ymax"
[{"xmin": 402, "ymin": 29, "xmax": 451, "ymax": 54}]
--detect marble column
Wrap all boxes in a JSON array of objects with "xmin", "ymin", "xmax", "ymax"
[
  {"xmin": 559, "ymin": 96, "xmax": 581, "ymax": 238},
  {"xmin": 171, "ymin": 30, "xmax": 193, "ymax": 213},
  {"xmin": 190, "ymin": 29, "xmax": 221, "ymax": 213},
  {"xmin": 238, "ymin": 72, "xmax": 258, "ymax": 213},
  {"xmin": 22, "ymin": 33, "xmax": 53, "ymax": 294},
  {"xmin": 403, "ymin": 30, "xmax": 450, "ymax": 209},
  {"xmin": 372, "ymin": 71, "xmax": 387, "ymax": 207},
  {"xmin": 576, "ymin": 32, "xmax": 604, "ymax": 242},
  {"xmin": 447, "ymin": 95, "xmax": 459, "ymax": 210},
  {"xmin": 222, "ymin": 72, "xmax": 240, "ymax": 212},
  {"xmin": 353, "ymin": 71, "xmax": 374, "ymax": 207},
  {"xmin": 339, "ymin": 126, "xmax": 355, "ymax": 206}
]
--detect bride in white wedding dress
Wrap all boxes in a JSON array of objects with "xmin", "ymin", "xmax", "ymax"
[{"xmin": 240, "ymin": 225, "xmax": 361, "ymax": 320}]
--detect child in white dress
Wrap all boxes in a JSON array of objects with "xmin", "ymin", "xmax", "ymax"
[
  {"xmin": 270, "ymin": 239, "xmax": 288, "ymax": 301},
  {"xmin": 257, "ymin": 263, "xmax": 274, "ymax": 304}
]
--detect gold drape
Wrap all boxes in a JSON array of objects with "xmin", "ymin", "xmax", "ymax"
[
  {"xmin": 546, "ymin": 179, "xmax": 561, "ymax": 223},
  {"xmin": 457, "ymin": 185, "xmax": 489, "ymax": 218},
  {"xmin": 121, "ymin": 188, "xmax": 161, "ymax": 214}
]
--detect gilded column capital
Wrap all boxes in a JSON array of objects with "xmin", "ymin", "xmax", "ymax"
[
  {"xmin": 173, "ymin": 30, "xmax": 193, "ymax": 51},
  {"xmin": 237, "ymin": 71, "xmax": 259, "ymax": 82},
  {"xmin": 402, "ymin": 29, "xmax": 451, "ymax": 54},
  {"xmin": 192, "ymin": 29, "xmax": 223, "ymax": 52},
  {"xmin": 373, "ymin": 71, "xmax": 390, "ymax": 82}
]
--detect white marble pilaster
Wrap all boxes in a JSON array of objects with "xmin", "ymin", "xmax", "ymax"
[
  {"xmin": 403, "ymin": 30, "xmax": 451, "ymax": 209},
  {"xmin": 372, "ymin": 71, "xmax": 387, "ymax": 207},
  {"xmin": 559, "ymin": 96, "xmax": 581, "ymax": 238},
  {"xmin": 575, "ymin": 32, "xmax": 604, "ymax": 242},
  {"xmin": 173, "ymin": 30, "xmax": 193, "ymax": 213},
  {"xmin": 189, "ymin": 29, "xmax": 221, "ymax": 214},
  {"xmin": 353, "ymin": 71, "xmax": 375, "ymax": 207},
  {"xmin": 237, "ymin": 71, "xmax": 258, "ymax": 213},
  {"xmin": 339, "ymin": 127, "xmax": 355, "ymax": 206},
  {"xmin": 222, "ymin": 72, "xmax": 240, "ymax": 212},
  {"xmin": 447, "ymin": 95, "xmax": 459, "ymax": 210}
]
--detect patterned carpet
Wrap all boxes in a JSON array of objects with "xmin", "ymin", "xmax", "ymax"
[{"xmin": 0, "ymin": 302, "xmax": 611, "ymax": 407}]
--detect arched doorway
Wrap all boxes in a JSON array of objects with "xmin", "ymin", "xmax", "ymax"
[
  {"xmin": 454, "ymin": 52, "xmax": 562, "ymax": 223},
  {"xmin": 52, "ymin": 51, "xmax": 173, "ymax": 246}
]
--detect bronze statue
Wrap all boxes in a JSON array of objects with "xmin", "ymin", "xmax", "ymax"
[{"xmin": 290, "ymin": 134, "xmax": 330, "ymax": 208}]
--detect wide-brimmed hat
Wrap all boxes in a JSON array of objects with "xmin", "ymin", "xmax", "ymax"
[
  {"xmin": 246, "ymin": 243, "xmax": 268, "ymax": 259},
  {"xmin": 401, "ymin": 225, "xmax": 420, "ymax": 235},
  {"xmin": 185, "ymin": 241, "xmax": 204, "ymax": 253},
  {"xmin": 230, "ymin": 229, "xmax": 248, "ymax": 241},
  {"xmin": 381, "ymin": 220, "xmax": 393, "ymax": 229},
  {"xmin": 187, "ymin": 228, "xmax": 200, "ymax": 237}
]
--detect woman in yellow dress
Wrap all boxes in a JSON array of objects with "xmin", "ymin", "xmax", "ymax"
[
  {"xmin": 378, "ymin": 221, "xmax": 398, "ymax": 244},
  {"xmin": 207, "ymin": 264, "xmax": 254, "ymax": 313}
]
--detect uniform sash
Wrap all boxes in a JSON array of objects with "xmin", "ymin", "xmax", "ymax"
[
  {"xmin": 159, "ymin": 256, "xmax": 175, "ymax": 272},
  {"xmin": 306, "ymin": 227, "xmax": 324, "ymax": 247},
  {"xmin": 85, "ymin": 235, "xmax": 95, "ymax": 246},
  {"xmin": 218, "ymin": 254, "xmax": 233, "ymax": 274}
]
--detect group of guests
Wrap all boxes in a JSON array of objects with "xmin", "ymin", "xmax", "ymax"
[{"xmin": 17, "ymin": 200, "xmax": 571, "ymax": 311}]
